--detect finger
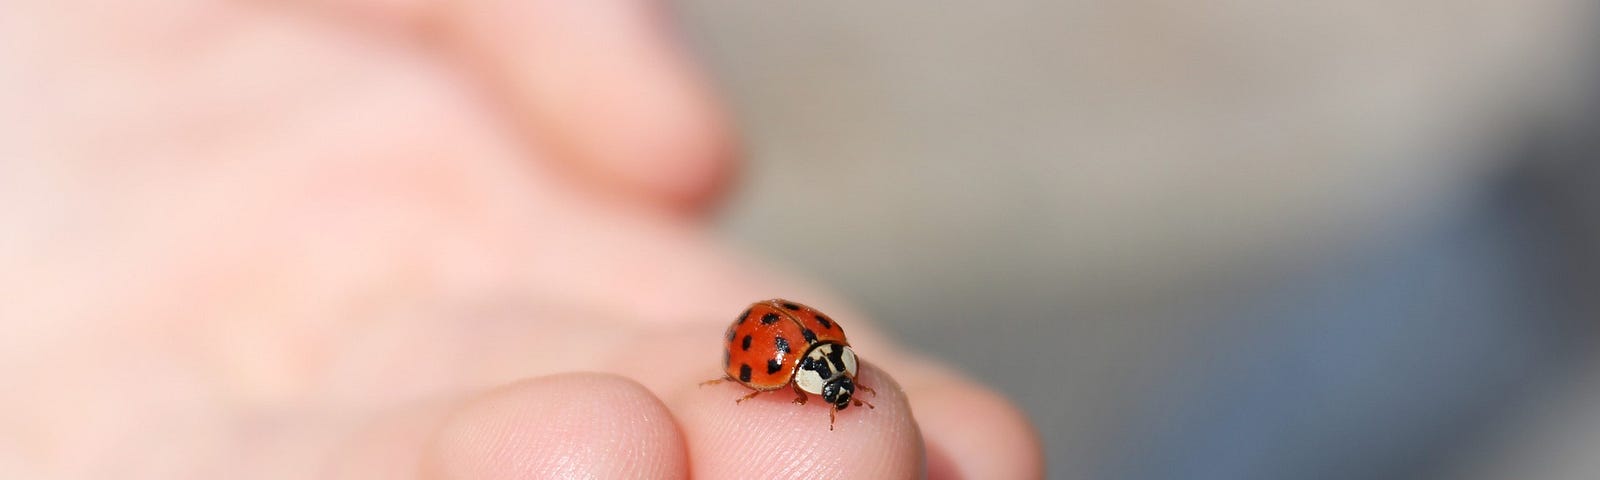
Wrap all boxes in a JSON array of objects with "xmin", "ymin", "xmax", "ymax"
[
  {"xmin": 892, "ymin": 359, "xmax": 1044, "ymax": 480},
  {"xmin": 289, "ymin": 0, "xmax": 736, "ymax": 213},
  {"xmin": 424, "ymin": 373, "xmax": 689, "ymax": 480},
  {"xmin": 442, "ymin": 0, "xmax": 736, "ymax": 213},
  {"xmin": 673, "ymin": 362, "xmax": 923, "ymax": 479}
]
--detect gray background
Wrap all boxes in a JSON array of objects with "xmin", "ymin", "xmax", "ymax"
[{"xmin": 676, "ymin": 1, "xmax": 1596, "ymax": 477}]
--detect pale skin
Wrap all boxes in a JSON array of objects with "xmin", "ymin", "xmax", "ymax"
[{"xmin": 0, "ymin": 0, "xmax": 1044, "ymax": 478}]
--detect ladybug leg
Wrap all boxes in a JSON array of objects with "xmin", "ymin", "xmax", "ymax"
[
  {"xmin": 791, "ymin": 383, "xmax": 808, "ymax": 405},
  {"xmin": 853, "ymin": 398, "xmax": 876, "ymax": 409},
  {"xmin": 698, "ymin": 377, "xmax": 729, "ymax": 387},
  {"xmin": 857, "ymin": 382, "xmax": 878, "ymax": 397},
  {"xmin": 733, "ymin": 389, "xmax": 765, "ymax": 404},
  {"xmin": 829, "ymin": 407, "xmax": 837, "ymax": 431}
]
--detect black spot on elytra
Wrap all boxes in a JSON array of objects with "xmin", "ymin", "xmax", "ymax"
[
  {"xmin": 738, "ymin": 364, "xmax": 752, "ymax": 382},
  {"xmin": 774, "ymin": 336, "xmax": 790, "ymax": 354},
  {"xmin": 767, "ymin": 359, "xmax": 782, "ymax": 374},
  {"xmin": 741, "ymin": 335, "xmax": 752, "ymax": 351},
  {"xmin": 815, "ymin": 314, "xmax": 833, "ymax": 329},
  {"xmin": 781, "ymin": 301, "xmax": 800, "ymax": 310},
  {"xmin": 737, "ymin": 308, "xmax": 751, "ymax": 324},
  {"xmin": 726, "ymin": 328, "xmax": 736, "ymax": 342},
  {"xmin": 802, "ymin": 328, "xmax": 818, "ymax": 343},
  {"xmin": 761, "ymin": 313, "xmax": 780, "ymax": 325}
]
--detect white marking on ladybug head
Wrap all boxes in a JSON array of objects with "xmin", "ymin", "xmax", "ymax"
[
  {"xmin": 796, "ymin": 343, "xmax": 857, "ymax": 395},
  {"xmin": 795, "ymin": 365, "xmax": 826, "ymax": 395},
  {"xmin": 840, "ymin": 345, "xmax": 858, "ymax": 378}
]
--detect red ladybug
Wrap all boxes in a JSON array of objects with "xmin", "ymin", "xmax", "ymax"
[{"xmin": 702, "ymin": 299, "xmax": 876, "ymax": 429}]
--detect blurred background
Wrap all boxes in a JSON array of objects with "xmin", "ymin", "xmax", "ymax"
[{"xmin": 675, "ymin": 1, "xmax": 1600, "ymax": 478}]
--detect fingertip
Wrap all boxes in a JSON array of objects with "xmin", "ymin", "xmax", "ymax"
[
  {"xmin": 906, "ymin": 377, "xmax": 1045, "ymax": 480},
  {"xmin": 427, "ymin": 372, "xmax": 688, "ymax": 480},
  {"xmin": 674, "ymin": 362, "xmax": 923, "ymax": 479}
]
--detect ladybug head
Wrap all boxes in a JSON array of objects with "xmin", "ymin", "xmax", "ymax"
[
  {"xmin": 798, "ymin": 343, "xmax": 862, "ymax": 411},
  {"xmin": 821, "ymin": 375, "xmax": 855, "ymax": 411}
]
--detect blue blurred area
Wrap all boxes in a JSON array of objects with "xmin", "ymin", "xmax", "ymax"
[
  {"xmin": 690, "ymin": 2, "xmax": 1600, "ymax": 475},
  {"xmin": 1112, "ymin": 154, "xmax": 1599, "ymax": 479}
]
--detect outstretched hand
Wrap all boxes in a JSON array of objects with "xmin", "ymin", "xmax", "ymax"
[{"xmin": 0, "ymin": 0, "xmax": 1042, "ymax": 478}]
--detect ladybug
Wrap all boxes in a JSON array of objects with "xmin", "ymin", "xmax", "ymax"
[{"xmin": 702, "ymin": 298, "xmax": 876, "ymax": 429}]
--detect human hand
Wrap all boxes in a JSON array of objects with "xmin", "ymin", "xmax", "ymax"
[{"xmin": 0, "ymin": 1, "xmax": 1042, "ymax": 478}]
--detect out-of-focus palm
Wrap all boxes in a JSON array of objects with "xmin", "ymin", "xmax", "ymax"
[{"xmin": 0, "ymin": 2, "xmax": 1041, "ymax": 479}]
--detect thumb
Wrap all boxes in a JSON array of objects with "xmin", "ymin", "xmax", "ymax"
[{"xmin": 327, "ymin": 373, "xmax": 690, "ymax": 480}]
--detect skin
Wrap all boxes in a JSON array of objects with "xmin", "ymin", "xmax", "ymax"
[{"xmin": 0, "ymin": 0, "xmax": 1044, "ymax": 479}]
